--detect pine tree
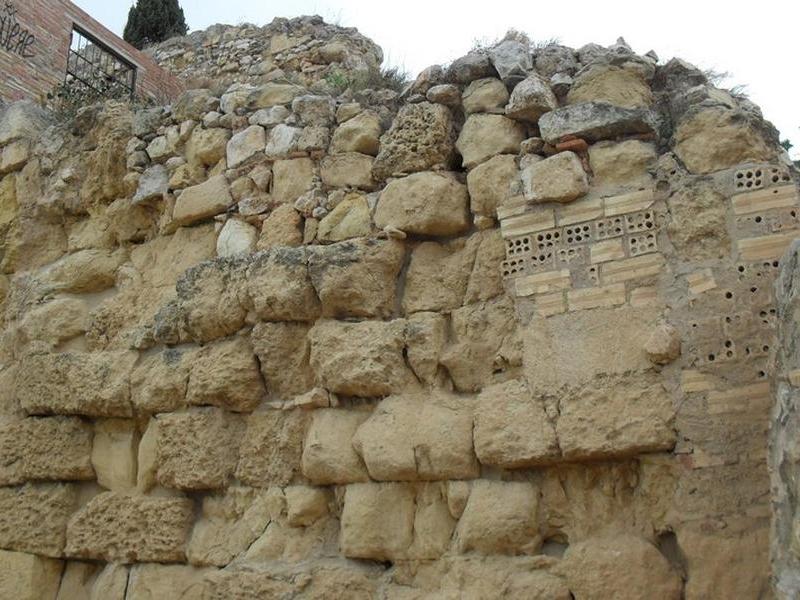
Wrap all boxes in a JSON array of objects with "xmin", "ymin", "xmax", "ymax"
[{"xmin": 123, "ymin": 0, "xmax": 188, "ymax": 49}]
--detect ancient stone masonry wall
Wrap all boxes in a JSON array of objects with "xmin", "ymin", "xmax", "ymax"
[{"xmin": 0, "ymin": 20, "xmax": 796, "ymax": 599}]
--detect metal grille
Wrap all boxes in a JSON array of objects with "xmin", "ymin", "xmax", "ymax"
[{"xmin": 65, "ymin": 26, "xmax": 137, "ymax": 100}]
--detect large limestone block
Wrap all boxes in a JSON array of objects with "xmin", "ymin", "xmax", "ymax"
[
  {"xmin": 251, "ymin": 322, "xmax": 314, "ymax": 400},
  {"xmin": 172, "ymin": 89, "xmax": 213, "ymax": 122},
  {"xmin": 0, "ymin": 483, "xmax": 77, "ymax": 557},
  {"xmin": 446, "ymin": 52, "xmax": 497, "ymax": 84},
  {"xmin": 567, "ymin": 64, "xmax": 654, "ymax": 108},
  {"xmin": 236, "ymin": 409, "xmax": 310, "ymax": 486},
  {"xmin": 309, "ymin": 238, "xmax": 405, "ymax": 318},
  {"xmin": 462, "ymin": 78, "xmax": 510, "ymax": 115},
  {"xmin": 272, "ymin": 158, "xmax": 315, "ymax": 205},
  {"xmin": 258, "ymin": 204, "xmax": 303, "ymax": 249},
  {"xmin": 245, "ymin": 83, "xmax": 304, "ymax": 110},
  {"xmin": 264, "ymin": 124, "xmax": 299, "ymax": 158},
  {"xmin": 185, "ymin": 127, "xmax": 230, "ymax": 168},
  {"xmin": 588, "ymin": 140, "xmax": 656, "ymax": 189},
  {"xmin": 673, "ymin": 106, "xmax": 776, "ymax": 174},
  {"xmin": 521, "ymin": 151, "xmax": 589, "ymax": 203},
  {"xmin": 0, "ymin": 417, "xmax": 93, "ymax": 486},
  {"xmin": 456, "ymin": 114, "xmax": 526, "ymax": 169},
  {"xmin": 556, "ymin": 375, "xmax": 676, "ymax": 460},
  {"xmin": 170, "ymin": 256, "xmax": 248, "ymax": 343},
  {"xmin": 505, "ymin": 74, "xmax": 558, "ymax": 122},
  {"xmin": 340, "ymin": 483, "xmax": 415, "ymax": 560},
  {"xmin": 302, "ymin": 409, "xmax": 370, "ymax": 484},
  {"xmin": 559, "ymin": 535, "xmax": 682, "ymax": 600},
  {"xmin": 292, "ymin": 95, "xmax": 335, "ymax": 127},
  {"xmin": 309, "ymin": 319, "xmax": 417, "ymax": 397},
  {"xmin": 0, "ymin": 550, "xmax": 62, "ymax": 600},
  {"xmin": 245, "ymin": 247, "xmax": 321, "ymax": 322},
  {"xmin": 285, "ymin": 485, "xmax": 329, "ymax": 527},
  {"xmin": 538, "ymin": 101, "xmax": 657, "ymax": 144},
  {"xmin": 186, "ymin": 337, "xmax": 266, "ymax": 412},
  {"xmin": 403, "ymin": 236, "xmax": 480, "ymax": 313},
  {"xmin": 474, "ymin": 380, "xmax": 559, "ymax": 468},
  {"xmin": 523, "ymin": 305, "xmax": 661, "ymax": 392},
  {"xmin": 316, "ymin": 193, "xmax": 372, "ymax": 242},
  {"xmin": 320, "ymin": 153, "xmax": 375, "ymax": 189},
  {"xmin": 131, "ymin": 348, "xmax": 193, "ymax": 413},
  {"xmin": 330, "ymin": 111, "xmax": 382, "ymax": 156},
  {"xmin": 40, "ymin": 248, "xmax": 126, "ymax": 294},
  {"xmin": 440, "ymin": 296, "xmax": 521, "ymax": 392},
  {"xmin": 156, "ymin": 408, "xmax": 244, "ymax": 490},
  {"xmin": 666, "ymin": 180, "xmax": 728, "ymax": 261},
  {"xmin": 127, "ymin": 564, "xmax": 213, "ymax": 600},
  {"xmin": 16, "ymin": 351, "xmax": 136, "ymax": 418},
  {"xmin": 88, "ymin": 564, "xmax": 128, "ymax": 600},
  {"xmin": 91, "ymin": 419, "xmax": 138, "ymax": 492},
  {"xmin": 405, "ymin": 311, "xmax": 447, "ymax": 384},
  {"xmin": 489, "ymin": 40, "xmax": 533, "ymax": 83},
  {"xmin": 353, "ymin": 393, "xmax": 479, "ymax": 481},
  {"xmin": 467, "ymin": 154, "xmax": 517, "ymax": 218},
  {"xmin": 455, "ymin": 481, "xmax": 540, "ymax": 555},
  {"xmin": 464, "ymin": 229, "xmax": 506, "ymax": 304},
  {"xmin": 373, "ymin": 102, "xmax": 456, "ymax": 179},
  {"xmin": 188, "ymin": 487, "xmax": 276, "ymax": 567},
  {"xmin": 65, "ymin": 493, "xmax": 194, "ymax": 563},
  {"xmin": 226, "ymin": 125, "xmax": 266, "ymax": 168},
  {"xmin": 374, "ymin": 172, "xmax": 470, "ymax": 237},
  {"xmin": 216, "ymin": 219, "xmax": 258, "ymax": 257},
  {"xmin": 0, "ymin": 101, "xmax": 49, "ymax": 145},
  {"xmin": 172, "ymin": 175, "xmax": 235, "ymax": 227}
]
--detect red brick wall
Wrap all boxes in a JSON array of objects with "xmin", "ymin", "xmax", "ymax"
[{"xmin": 0, "ymin": 0, "xmax": 183, "ymax": 104}]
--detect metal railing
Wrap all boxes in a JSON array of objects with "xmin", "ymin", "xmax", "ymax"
[{"xmin": 65, "ymin": 25, "xmax": 137, "ymax": 101}]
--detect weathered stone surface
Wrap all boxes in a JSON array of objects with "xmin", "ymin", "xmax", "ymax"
[
  {"xmin": 292, "ymin": 95, "xmax": 335, "ymax": 126},
  {"xmin": 426, "ymin": 83, "xmax": 461, "ymax": 106},
  {"xmin": 272, "ymin": 157, "xmax": 315, "ymax": 205},
  {"xmin": 0, "ymin": 101, "xmax": 49, "ymax": 145},
  {"xmin": 320, "ymin": 152, "xmax": 374, "ymax": 189},
  {"xmin": 245, "ymin": 247, "xmax": 321, "ymax": 322},
  {"xmin": 467, "ymin": 154, "xmax": 517, "ymax": 217},
  {"xmin": 16, "ymin": 352, "xmax": 136, "ymax": 418},
  {"xmin": 309, "ymin": 319, "xmax": 417, "ymax": 397},
  {"xmin": 236, "ymin": 409, "xmax": 309, "ymax": 486},
  {"xmin": 309, "ymin": 238, "xmax": 404, "ymax": 318},
  {"xmin": 186, "ymin": 337, "xmax": 266, "ymax": 412},
  {"xmin": 316, "ymin": 193, "xmax": 372, "ymax": 242},
  {"xmin": 374, "ymin": 171, "xmax": 469, "ymax": 236},
  {"xmin": 462, "ymin": 78, "xmax": 509, "ymax": 115},
  {"xmin": 330, "ymin": 112, "xmax": 382, "ymax": 155},
  {"xmin": 226, "ymin": 125, "xmax": 266, "ymax": 168},
  {"xmin": 0, "ymin": 417, "xmax": 93, "ymax": 486},
  {"xmin": 251, "ymin": 322, "xmax": 314, "ymax": 399},
  {"xmin": 567, "ymin": 64, "xmax": 654, "ymax": 108},
  {"xmin": 66, "ymin": 493, "xmax": 194, "ymax": 563},
  {"xmin": 245, "ymin": 83, "xmax": 304, "ymax": 110},
  {"xmin": 588, "ymin": 140, "xmax": 656, "ymax": 189},
  {"xmin": 285, "ymin": 486, "xmax": 329, "ymax": 526},
  {"xmin": 446, "ymin": 53, "xmax": 497, "ymax": 84},
  {"xmin": 673, "ymin": 106, "xmax": 776, "ymax": 174},
  {"xmin": 0, "ymin": 484, "xmax": 77, "ymax": 557},
  {"xmin": 0, "ymin": 140, "xmax": 29, "ymax": 175},
  {"xmin": 455, "ymin": 481, "xmax": 539, "ymax": 555},
  {"xmin": 465, "ymin": 229, "xmax": 506, "ymax": 304},
  {"xmin": 505, "ymin": 74, "xmax": 558, "ymax": 122},
  {"xmin": 130, "ymin": 348, "xmax": 192, "ymax": 414},
  {"xmin": 560, "ymin": 535, "xmax": 682, "ymax": 599},
  {"xmin": 373, "ymin": 102, "xmax": 456, "ymax": 179},
  {"xmin": 440, "ymin": 296, "xmax": 521, "ymax": 392},
  {"xmin": 40, "ymin": 249, "xmax": 126, "ymax": 294},
  {"xmin": 156, "ymin": 408, "xmax": 243, "ymax": 490},
  {"xmin": 127, "ymin": 564, "xmax": 213, "ymax": 600},
  {"xmin": 132, "ymin": 164, "xmax": 168, "ymax": 204},
  {"xmin": 302, "ymin": 409, "xmax": 370, "ymax": 484},
  {"xmin": 521, "ymin": 151, "xmax": 589, "ymax": 203},
  {"xmin": 188, "ymin": 487, "xmax": 275, "ymax": 567},
  {"xmin": 216, "ymin": 218, "xmax": 258, "ymax": 257},
  {"xmin": 185, "ymin": 127, "xmax": 231, "ymax": 169},
  {"xmin": 173, "ymin": 89, "xmax": 213, "ymax": 122},
  {"xmin": 456, "ymin": 114, "xmax": 526, "ymax": 169},
  {"xmin": 405, "ymin": 311, "xmax": 447, "ymax": 384},
  {"xmin": 474, "ymin": 379, "xmax": 559, "ymax": 468},
  {"xmin": 489, "ymin": 40, "xmax": 532, "ymax": 83},
  {"xmin": 644, "ymin": 322, "xmax": 681, "ymax": 365},
  {"xmin": 91, "ymin": 419, "xmax": 137, "ymax": 492},
  {"xmin": 172, "ymin": 175, "xmax": 234, "ymax": 226},
  {"xmin": 666, "ymin": 180, "xmax": 729, "ymax": 261},
  {"xmin": 263, "ymin": 124, "xmax": 299, "ymax": 158},
  {"xmin": 538, "ymin": 101, "xmax": 657, "ymax": 144},
  {"xmin": 258, "ymin": 204, "xmax": 303, "ymax": 249},
  {"xmin": 353, "ymin": 393, "xmax": 479, "ymax": 481},
  {"xmin": 403, "ymin": 236, "xmax": 479, "ymax": 313},
  {"xmin": 340, "ymin": 483, "xmax": 415, "ymax": 560},
  {"xmin": 0, "ymin": 550, "xmax": 62, "ymax": 600}
]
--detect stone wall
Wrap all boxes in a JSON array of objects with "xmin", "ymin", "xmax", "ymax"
[{"xmin": 0, "ymin": 20, "xmax": 796, "ymax": 599}]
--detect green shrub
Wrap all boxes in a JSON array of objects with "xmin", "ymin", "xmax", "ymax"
[{"xmin": 123, "ymin": 0, "xmax": 189, "ymax": 50}]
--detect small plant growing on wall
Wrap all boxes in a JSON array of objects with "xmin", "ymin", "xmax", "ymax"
[{"xmin": 123, "ymin": 0, "xmax": 188, "ymax": 50}]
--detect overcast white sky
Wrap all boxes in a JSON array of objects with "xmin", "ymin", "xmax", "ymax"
[{"xmin": 75, "ymin": 0, "xmax": 799, "ymax": 158}]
